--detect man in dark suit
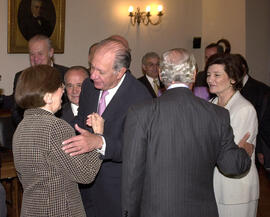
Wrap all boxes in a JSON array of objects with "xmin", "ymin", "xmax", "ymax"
[
  {"xmin": 138, "ymin": 52, "xmax": 164, "ymax": 98},
  {"xmin": 62, "ymin": 38, "xmax": 151, "ymax": 217},
  {"xmin": 60, "ymin": 66, "xmax": 89, "ymax": 125},
  {"xmin": 122, "ymin": 48, "xmax": 252, "ymax": 217},
  {"xmin": 19, "ymin": 0, "xmax": 53, "ymax": 41},
  {"xmin": 12, "ymin": 34, "xmax": 69, "ymax": 125},
  {"xmin": 0, "ymin": 183, "xmax": 6, "ymax": 217},
  {"xmin": 236, "ymin": 54, "xmax": 270, "ymax": 170}
]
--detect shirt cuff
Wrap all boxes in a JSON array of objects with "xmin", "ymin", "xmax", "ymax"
[{"xmin": 96, "ymin": 135, "xmax": 106, "ymax": 155}]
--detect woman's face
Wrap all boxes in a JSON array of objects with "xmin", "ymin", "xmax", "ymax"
[
  {"xmin": 206, "ymin": 64, "xmax": 235, "ymax": 96},
  {"xmin": 50, "ymin": 86, "xmax": 64, "ymax": 113}
]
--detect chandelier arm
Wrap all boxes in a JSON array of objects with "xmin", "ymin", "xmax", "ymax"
[
  {"xmin": 149, "ymin": 16, "xmax": 162, "ymax": 25},
  {"xmin": 128, "ymin": 7, "xmax": 164, "ymax": 26}
]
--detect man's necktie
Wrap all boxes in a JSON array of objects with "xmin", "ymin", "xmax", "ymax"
[
  {"xmin": 98, "ymin": 90, "xmax": 109, "ymax": 115},
  {"xmin": 153, "ymin": 78, "xmax": 160, "ymax": 96}
]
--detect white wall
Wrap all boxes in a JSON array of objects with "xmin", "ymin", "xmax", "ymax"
[
  {"xmin": 246, "ymin": 0, "xmax": 270, "ymax": 85},
  {"xmin": 202, "ymin": 0, "xmax": 246, "ymax": 61},
  {"xmin": 2, "ymin": 0, "xmax": 264, "ymax": 95},
  {"xmin": 1, "ymin": 0, "xmax": 203, "ymax": 94}
]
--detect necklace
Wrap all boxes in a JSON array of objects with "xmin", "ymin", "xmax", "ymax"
[{"xmin": 218, "ymin": 92, "xmax": 236, "ymax": 107}]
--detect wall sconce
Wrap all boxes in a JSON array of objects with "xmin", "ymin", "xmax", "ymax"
[{"xmin": 128, "ymin": 5, "xmax": 164, "ymax": 26}]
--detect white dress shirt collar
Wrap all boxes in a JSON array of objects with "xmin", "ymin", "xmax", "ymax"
[
  {"xmin": 99, "ymin": 73, "xmax": 126, "ymax": 106},
  {"xmin": 167, "ymin": 83, "xmax": 189, "ymax": 90},
  {"xmin": 70, "ymin": 103, "xmax": 79, "ymax": 116},
  {"xmin": 243, "ymin": 74, "xmax": 249, "ymax": 86}
]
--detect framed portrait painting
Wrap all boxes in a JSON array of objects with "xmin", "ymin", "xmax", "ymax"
[{"xmin": 8, "ymin": 0, "xmax": 65, "ymax": 53}]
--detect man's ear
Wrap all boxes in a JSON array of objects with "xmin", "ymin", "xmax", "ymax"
[
  {"xmin": 49, "ymin": 48, "xmax": 54, "ymax": 58},
  {"xmin": 193, "ymin": 69, "xmax": 197, "ymax": 82},
  {"xmin": 142, "ymin": 64, "xmax": 147, "ymax": 72},
  {"xmin": 43, "ymin": 93, "xmax": 52, "ymax": 104},
  {"xmin": 158, "ymin": 67, "xmax": 162, "ymax": 81},
  {"xmin": 116, "ymin": 67, "xmax": 127, "ymax": 79}
]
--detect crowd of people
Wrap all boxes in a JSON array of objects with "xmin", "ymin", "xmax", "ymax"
[{"xmin": 0, "ymin": 34, "xmax": 269, "ymax": 217}]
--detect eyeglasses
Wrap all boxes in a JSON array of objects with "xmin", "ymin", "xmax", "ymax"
[
  {"xmin": 64, "ymin": 83, "xmax": 83, "ymax": 89},
  {"xmin": 60, "ymin": 83, "xmax": 65, "ymax": 89},
  {"xmin": 146, "ymin": 63, "xmax": 160, "ymax": 67}
]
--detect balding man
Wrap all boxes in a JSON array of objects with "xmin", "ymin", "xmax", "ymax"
[
  {"xmin": 88, "ymin": 42, "xmax": 98, "ymax": 71},
  {"xmin": 12, "ymin": 34, "xmax": 68, "ymax": 125},
  {"xmin": 107, "ymin": 34, "xmax": 130, "ymax": 50},
  {"xmin": 62, "ymin": 39, "xmax": 151, "ymax": 217},
  {"xmin": 61, "ymin": 66, "xmax": 89, "ymax": 125}
]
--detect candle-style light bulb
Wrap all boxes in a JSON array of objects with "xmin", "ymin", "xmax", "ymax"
[
  {"xmin": 128, "ymin": 6, "xmax": 134, "ymax": 13},
  {"xmin": 146, "ymin": 6, "xmax": 151, "ymax": 12},
  {"xmin": 157, "ymin": 5, "xmax": 163, "ymax": 12}
]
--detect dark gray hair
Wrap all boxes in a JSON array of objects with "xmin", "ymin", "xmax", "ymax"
[
  {"xmin": 97, "ymin": 39, "xmax": 131, "ymax": 73},
  {"xmin": 142, "ymin": 52, "xmax": 160, "ymax": 65},
  {"xmin": 160, "ymin": 48, "xmax": 196, "ymax": 86}
]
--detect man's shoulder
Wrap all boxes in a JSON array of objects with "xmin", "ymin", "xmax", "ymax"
[
  {"xmin": 61, "ymin": 102, "xmax": 72, "ymax": 112},
  {"xmin": 82, "ymin": 77, "xmax": 95, "ymax": 90},
  {"xmin": 53, "ymin": 64, "xmax": 69, "ymax": 73},
  {"xmin": 138, "ymin": 75, "xmax": 146, "ymax": 81},
  {"xmin": 191, "ymin": 93, "xmax": 230, "ymax": 121},
  {"xmin": 246, "ymin": 76, "xmax": 270, "ymax": 91},
  {"xmin": 125, "ymin": 72, "xmax": 152, "ymax": 97},
  {"xmin": 14, "ymin": 70, "xmax": 23, "ymax": 78},
  {"xmin": 59, "ymin": 103, "xmax": 74, "ymax": 124}
]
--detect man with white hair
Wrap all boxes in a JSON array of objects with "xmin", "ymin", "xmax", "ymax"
[
  {"xmin": 12, "ymin": 34, "xmax": 68, "ymax": 125},
  {"xmin": 122, "ymin": 48, "xmax": 253, "ymax": 217}
]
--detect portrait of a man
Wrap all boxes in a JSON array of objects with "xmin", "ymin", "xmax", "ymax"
[{"xmin": 18, "ymin": 0, "xmax": 56, "ymax": 41}]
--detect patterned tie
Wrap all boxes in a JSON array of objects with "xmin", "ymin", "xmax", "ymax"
[
  {"xmin": 153, "ymin": 78, "xmax": 160, "ymax": 96},
  {"xmin": 98, "ymin": 90, "xmax": 109, "ymax": 115}
]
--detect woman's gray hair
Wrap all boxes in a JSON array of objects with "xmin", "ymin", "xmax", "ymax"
[{"xmin": 160, "ymin": 48, "xmax": 196, "ymax": 86}]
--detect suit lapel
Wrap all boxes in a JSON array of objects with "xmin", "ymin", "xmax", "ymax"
[
  {"xmin": 101, "ymin": 72, "xmax": 131, "ymax": 119},
  {"xmin": 143, "ymin": 76, "xmax": 156, "ymax": 98}
]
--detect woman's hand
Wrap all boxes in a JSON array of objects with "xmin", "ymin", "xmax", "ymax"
[{"xmin": 86, "ymin": 113, "xmax": 104, "ymax": 134}]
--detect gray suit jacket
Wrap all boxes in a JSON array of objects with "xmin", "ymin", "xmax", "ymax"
[
  {"xmin": 122, "ymin": 87, "xmax": 251, "ymax": 217},
  {"xmin": 13, "ymin": 108, "xmax": 101, "ymax": 217}
]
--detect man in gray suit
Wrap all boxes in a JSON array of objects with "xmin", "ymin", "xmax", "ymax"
[{"xmin": 122, "ymin": 48, "xmax": 253, "ymax": 217}]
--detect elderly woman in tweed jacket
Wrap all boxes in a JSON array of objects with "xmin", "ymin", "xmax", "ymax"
[{"xmin": 13, "ymin": 65, "xmax": 102, "ymax": 217}]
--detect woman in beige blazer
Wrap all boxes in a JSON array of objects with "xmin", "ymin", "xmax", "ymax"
[
  {"xmin": 206, "ymin": 54, "xmax": 259, "ymax": 217},
  {"xmin": 13, "ymin": 65, "xmax": 102, "ymax": 217}
]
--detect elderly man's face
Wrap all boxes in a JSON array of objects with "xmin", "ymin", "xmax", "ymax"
[
  {"xmin": 31, "ymin": 1, "xmax": 42, "ymax": 17},
  {"xmin": 90, "ymin": 49, "xmax": 123, "ymax": 90},
  {"xmin": 29, "ymin": 39, "xmax": 53, "ymax": 66},
  {"xmin": 65, "ymin": 69, "xmax": 88, "ymax": 105},
  {"xmin": 143, "ymin": 57, "xmax": 160, "ymax": 79}
]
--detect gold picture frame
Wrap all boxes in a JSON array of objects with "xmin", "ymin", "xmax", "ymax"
[{"xmin": 8, "ymin": 0, "xmax": 65, "ymax": 53}]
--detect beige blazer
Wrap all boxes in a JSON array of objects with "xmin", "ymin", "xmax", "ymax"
[
  {"xmin": 212, "ymin": 91, "xmax": 259, "ymax": 204},
  {"xmin": 13, "ymin": 108, "xmax": 102, "ymax": 217}
]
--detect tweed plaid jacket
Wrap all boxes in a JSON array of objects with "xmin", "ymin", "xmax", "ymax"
[{"xmin": 13, "ymin": 108, "xmax": 102, "ymax": 217}]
